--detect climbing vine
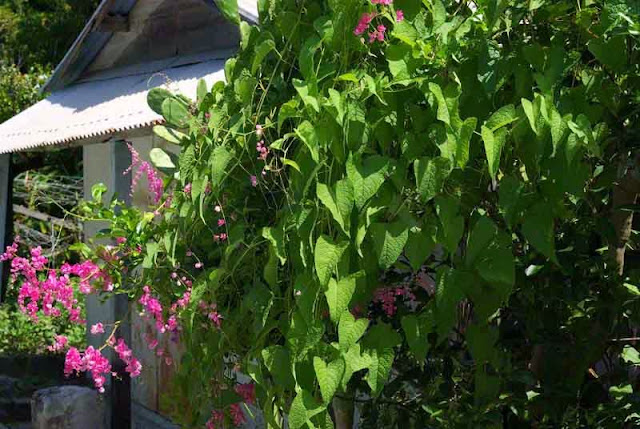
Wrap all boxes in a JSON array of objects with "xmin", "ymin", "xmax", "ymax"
[{"xmin": 4, "ymin": 0, "xmax": 640, "ymax": 427}]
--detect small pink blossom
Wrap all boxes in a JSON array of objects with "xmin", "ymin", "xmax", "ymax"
[
  {"xmin": 217, "ymin": 218, "xmax": 226, "ymax": 227},
  {"xmin": 116, "ymin": 237, "xmax": 127, "ymax": 245},
  {"xmin": 250, "ymin": 175, "xmax": 258, "ymax": 187},
  {"xmin": 195, "ymin": 262, "xmax": 203, "ymax": 269},
  {"xmin": 396, "ymin": 9, "xmax": 404, "ymax": 21},
  {"xmin": 184, "ymin": 183, "xmax": 192, "ymax": 195},
  {"xmin": 90, "ymin": 323, "xmax": 105, "ymax": 335}
]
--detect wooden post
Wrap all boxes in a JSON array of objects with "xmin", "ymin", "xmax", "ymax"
[
  {"xmin": 0, "ymin": 154, "xmax": 12, "ymax": 302},
  {"xmin": 83, "ymin": 140, "xmax": 131, "ymax": 429}
]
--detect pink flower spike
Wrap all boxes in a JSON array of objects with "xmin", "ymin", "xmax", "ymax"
[
  {"xmin": 90, "ymin": 323, "xmax": 105, "ymax": 335},
  {"xmin": 250, "ymin": 175, "xmax": 258, "ymax": 187},
  {"xmin": 184, "ymin": 183, "xmax": 192, "ymax": 195},
  {"xmin": 116, "ymin": 237, "xmax": 127, "ymax": 245},
  {"xmin": 217, "ymin": 218, "xmax": 226, "ymax": 227},
  {"xmin": 396, "ymin": 9, "xmax": 404, "ymax": 22}
]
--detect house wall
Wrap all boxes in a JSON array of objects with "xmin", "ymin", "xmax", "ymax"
[
  {"xmin": 83, "ymin": 135, "xmax": 179, "ymax": 429},
  {"xmin": 84, "ymin": 134, "xmax": 261, "ymax": 428}
]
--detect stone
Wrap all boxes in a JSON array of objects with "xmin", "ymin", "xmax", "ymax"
[{"xmin": 31, "ymin": 386, "xmax": 105, "ymax": 429}]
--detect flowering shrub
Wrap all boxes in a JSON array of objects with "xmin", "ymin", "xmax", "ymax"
[{"xmin": 7, "ymin": 0, "xmax": 640, "ymax": 427}]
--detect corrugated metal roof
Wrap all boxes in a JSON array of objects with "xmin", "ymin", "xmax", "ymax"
[
  {"xmin": 0, "ymin": 58, "xmax": 226, "ymax": 154},
  {"xmin": 43, "ymin": 0, "xmax": 258, "ymax": 93}
]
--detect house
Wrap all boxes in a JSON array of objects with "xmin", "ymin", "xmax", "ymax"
[{"xmin": 0, "ymin": 0, "xmax": 257, "ymax": 427}]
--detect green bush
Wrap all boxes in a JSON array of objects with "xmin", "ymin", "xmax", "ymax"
[{"xmin": 0, "ymin": 304, "xmax": 85, "ymax": 356}]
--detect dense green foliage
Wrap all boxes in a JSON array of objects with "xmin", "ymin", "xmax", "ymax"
[
  {"xmin": 23, "ymin": 0, "xmax": 640, "ymax": 427},
  {"xmin": 0, "ymin": 0, "xmax": 99, "ymax": 68},
  {"xmin": 0, "ymin": 62, "xmax": 45, "ymax": 123},
  {"xmin": 0, "ymin": 0, "xmax": 93, "ymax": 356},
  {"xmin": 0, "ymin": 303, "xmax": 84, "ymax": 356}
]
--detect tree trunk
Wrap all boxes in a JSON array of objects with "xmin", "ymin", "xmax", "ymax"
[
  {"xmin": 332, "ymin": 395, "xmax": 354, "ymax": 429},
  {"xmin": 609, "ymin": 153, "xmax": 640, "ymax": 276}
]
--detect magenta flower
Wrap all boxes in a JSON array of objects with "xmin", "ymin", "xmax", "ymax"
[
  {"xmin": 250, "ymin": 175, "xmax": 258, "ymax": 187},
  {"xmin": 217, "ymin": 218, "xmax": 226, "ymax": 227},
  {"xmin": 396, "ymin": 9, "xmax": 404, "ymax": 22}
]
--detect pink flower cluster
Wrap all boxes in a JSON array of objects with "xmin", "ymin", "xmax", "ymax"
[
  {"xmin": 123, "ymin": 143, "xmax": 164, "ymax": 204},
  {"xmin": 48, "ymin": 335, "xmax": 68, "ymax": 352},
  {"xmin": 139, "ymin": 285, "xmax": 191, "ymax": 361},
  {"xmin": 205, "ymin": 383, "xmax": 255, "ymax": 428},
  {"xmin": 213, "ymin": 232, "xmax": 228, "ymax": 242},
  {"xmin": 368, "ymin": 24, "xmax": 386, "ymax": 43},
  {"xmin": 373, "ymin": 284, "xmax": 417, "ymax": 317},
  {"xmin": 139, "ymin": 285, "xmax": 169, "ymax": 333},
  {"xmin": 353, "ymin": 0, "xmax": 404, "ymax": 42},
  {"xmin": 354, "ymin": 13, "xmax": 374, "ymax": 35},
  {"xmin": 64, "ymin": 346, "xmax": 112, "ymax": 392},
  {"xmin": 114, "ymin": 338, "xmax": 142, "ymax": 377},
  {"xmin": 198, "ymin": 301, "xmax": 223, "ymax": 328},
  {"xmin": 64, "ymin": 338, "xmax": 141, "ymax": 392},
  {"xmin": 256, "ymin": 140, "xmax": 269, "ymax": 161},
  {"xmin": 206, "ymin": 410, "xmax": 224, "ymax": 429},
  {"xmin": 235, "ymin": 383, "xmax": 256, "ymax": 405},
  {"xmin": 1, "ymin": 240, "xmax": 111, "ymax": 324},
  {"xmin": 91, "ymin": 323, "xmax": 105, "ymax": 335},
  {"xmin": 229, "ymin": 404, "xmax": 245, "ymax": 426}
]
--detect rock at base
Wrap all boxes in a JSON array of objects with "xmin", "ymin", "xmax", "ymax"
[{"xmin": 31, "ymin": 386, "xmax": 105, "ymax": 429}]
